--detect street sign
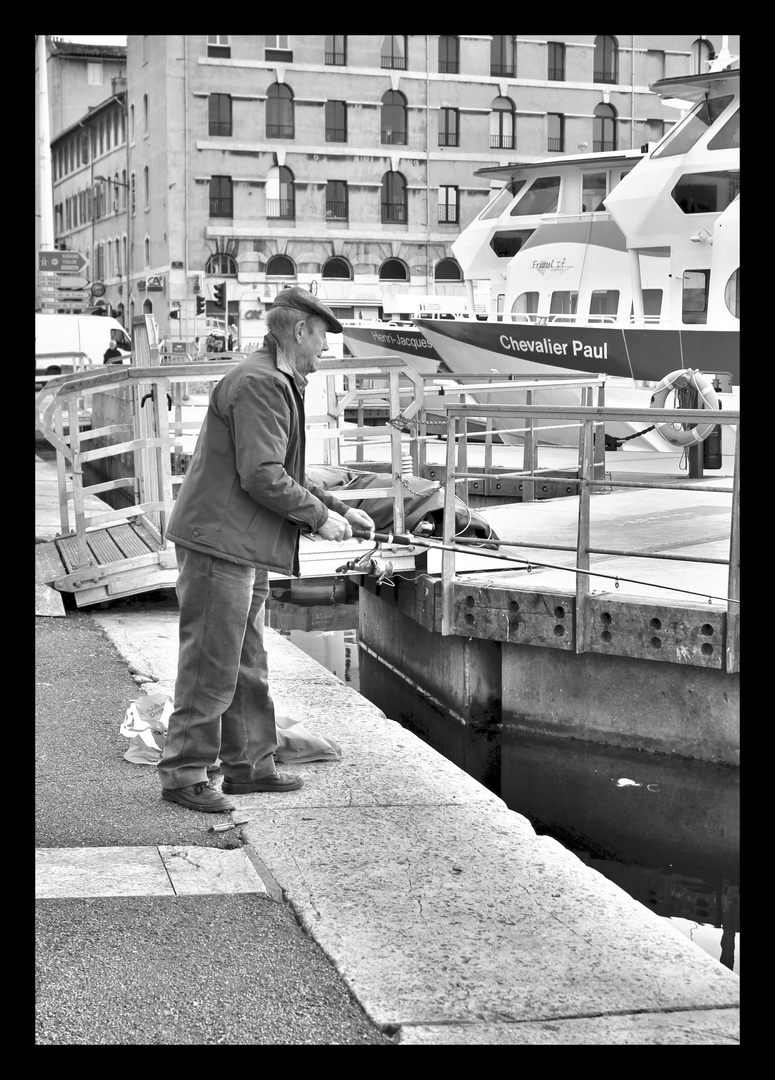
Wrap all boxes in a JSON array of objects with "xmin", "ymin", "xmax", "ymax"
[
  {"xmin": 54, "ymin": 276, "xmax": 90, "ymax": 291},
  {"xmin": 90, "ymin": 281, "xmax": 106, "ymax": 297},
  {"xmin": 38, "ymin": 250, "xmax": 89, "ymax": 273}
]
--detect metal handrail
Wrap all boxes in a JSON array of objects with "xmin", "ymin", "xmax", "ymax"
[{"xmin": 438, "ymin": 400, "xmax": 740, "ymax": 673}]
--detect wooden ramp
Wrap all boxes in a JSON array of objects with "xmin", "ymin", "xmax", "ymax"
[{"xmin": 35, "ymin": 517, "xmax": 178, "ymax": 609}]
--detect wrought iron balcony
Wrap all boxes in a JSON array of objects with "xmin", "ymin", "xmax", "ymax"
[
  {"xmin": 266, "ymin": 124, "xmax": 295, "ymax": 139},
  {"xmin": 326, "ymin": 201, "xmax": 348, "ymax": 221},
  {"xmin": 438, "ymin": 132, "xmax": 459, "ymax": 147},
  {"xmin": 381, "ymin": 203, "xmax": 406, "ymax": 223},
  {"xmin": 209, "ymin": 198, "xmax": 233, "ymax": 218},
  {"xmin": 490, "ymin": 134, "xmax": 514, "ymax": 149},
  {"xmin": 266, "ymin": 199, "xmax": 295, "ymax": 219},
  {"xmin": 381, "ymin": 130, "xmax": 407, "ymax": 144}
]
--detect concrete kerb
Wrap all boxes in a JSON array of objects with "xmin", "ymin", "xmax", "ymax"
[{"xmin": 90, "ymin": 610, "xmax": 740, "ymax": 1045}]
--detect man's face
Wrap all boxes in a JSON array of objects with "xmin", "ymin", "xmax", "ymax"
[{"xmin": 293, "ymin": 316, "xmax": 328, "ymax": 376}]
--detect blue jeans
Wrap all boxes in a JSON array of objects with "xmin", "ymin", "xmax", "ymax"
[{"xmin": 157, "ymin": 545, "xmax": 278, "ymax": 790}]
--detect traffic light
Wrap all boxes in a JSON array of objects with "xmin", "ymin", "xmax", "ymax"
[
  {"xmin": 213, "ymin": 282, "xmax": 226, "ymax": 309},
  {"xmin": 196, "ymin": 295, "xmax": 206, "ymax": 315}
]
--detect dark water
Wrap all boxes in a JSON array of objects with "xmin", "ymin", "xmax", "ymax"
[{"xmin": 270, "ymin": 598, "xmax": 739, "ymax": 977}]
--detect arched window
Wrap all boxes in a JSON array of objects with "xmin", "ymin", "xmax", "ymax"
[
  {"xmin": 490, "ymin": 97, "xmax": 515, "ymax": 150},
  {"xmin": 381, "ymin": 172, "xmax": 407, "ymax": 223},
  {"xmin": 379, "ymin": 258, "xmax": 409, "ymax": 281},
  {"xmin": 691, "ymin": 38, "xmax": 716, "ymax": 74},
  {"xmin": 593, "ymin": 103, "xmax": 617, "ymax": 152},
  {"xmin": 206, "ymin": 253, "xmax": 238, "ymax": 277},
  {"xmin": 381, "ymin": 91, "xmax": 407, "ymax": 145},
  {"xmin": 266, "ymin": 84, "xmax": 294, "ymax": 139},
  {"xmin": 594, "ymin": 35, "xmax": 618, "ymax": 83},
  {"xmin": 322, "ymin": 257, "xmax": 352, "ymax": 279},
  {"xmin": 434, "ymin": 258, "xmax": 462, "ymax": 281},
  {"xmin": 143, "ymin": 298, "xmax": 153, "ymax": 314},
  {"xmin": 266, "ymin": 166, "xmax": 295, "ymax": 219},
  {"xmin": 266, "ymin": 254, "xmax": 296, "ymax": 278}
]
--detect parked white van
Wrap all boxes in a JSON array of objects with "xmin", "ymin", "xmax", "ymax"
[{"xmin": 35, "ymin": 313, "xmax": 132, "ymax": 388}]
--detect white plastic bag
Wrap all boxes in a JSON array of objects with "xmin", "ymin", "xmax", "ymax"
[
  {"xmin": 274, "ymin": 714, "xmax": 343, "ymax": 764},
  {"xmin": 120, "ymin": 693, "xmax": 173, "ymax": 765}
]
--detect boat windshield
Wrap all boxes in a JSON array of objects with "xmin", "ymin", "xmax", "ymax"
[
  {"xmin": 652, "ymin": 94, "xmax": 735, "ymax": 158},
  {"xmin": 478, "ymin": 180, "xmax": 527, "ymax": 220}
]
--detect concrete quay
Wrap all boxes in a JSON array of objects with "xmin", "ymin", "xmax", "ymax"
[
  {"xmin": 83, "ymin": 605, "xmax": 739, "ymax": 1045},
  {"xmin": 35, "ymin": 450, "xmax": 739, "ymax": 1043}
]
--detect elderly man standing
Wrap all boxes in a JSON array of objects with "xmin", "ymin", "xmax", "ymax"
[{"xmin": 158, "ymin": 288, "xmax": 375, "ymax": 812}]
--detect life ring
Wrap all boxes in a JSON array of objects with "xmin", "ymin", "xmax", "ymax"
[{"xmin": 649, "ymin": 368, "xmax": 720, "ymax": 446}]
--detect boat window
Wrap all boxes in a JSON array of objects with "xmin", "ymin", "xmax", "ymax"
[
  {"xmin": 724, "ymin": 269, "xmax": 739, "ymax": 320},
  {"xmin": 582, "ymin": 172, "xmax": 607, "ymax": 212},
  {"xmin": 511, "ymin": 292, "xmax": 539, "ymax": 314},
  {"xmin": 671, "ymin": 170, "xmax": 739, "ymax": 214},
  {"xmin": 550, "ymin": 291, "xmax": 578, "ymax": 317},
  {"xmin": 629, "ymin": 290, "xmax": 663, "ymax": 318},
  {"xmin": 708, "ymin": 107, "xmax": 740, "ymax": 151},
  {"xmin": 479, "ymin": 180, "xmax": 527, "ymax": 220},
  {"xmin": 509, "ymin": 176, "xmax": 561, "ymax": 216},
  {"xmin": 589, "ymin": 290, "xmax": 620, "ymax": 321},
  {"xmin": 651, "ymin": 94, "xmax": 734, "ymax": 158},
  {"xmin": 489, "ymin": 229, "xmax": 535, "ymax": 258},
  {"xmin": 682, "ymin": 270, "xmax": 709, "ymax": 324}
]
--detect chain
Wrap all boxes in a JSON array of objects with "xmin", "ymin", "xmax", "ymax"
[{"xmin": 609, "ymin": 423, "xmax": 656, "ymax": 447}]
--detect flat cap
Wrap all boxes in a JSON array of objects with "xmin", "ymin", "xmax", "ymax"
[{"xmin": 269, "ymin": 287, "xmax": 343, "ymax": 334}]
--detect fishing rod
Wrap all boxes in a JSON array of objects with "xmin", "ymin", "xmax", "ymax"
[{"xmin": 345, "ymin": 524, "xmax": 739, "ymax": 606}]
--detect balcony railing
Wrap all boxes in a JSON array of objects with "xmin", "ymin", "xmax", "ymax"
[
  {"xmin": 266, "ymin": 199, "xmax": 295, "ymax": 219},
  {"xmin": 381, "ymin": 56, "xmax": 406, "ymax": 69},
  {"xmin": 491, "ymin": 64, "xmax": 515, "ymax": 77},
  {"xmin": 326, "ymin": 128, "xmax": 347, "ymax": 142},
  {"xmin": 209, "ymin": 198, "xmax": 233, "ymax": 218},
  {"xmin": 438, "ymin": 132, "xmax": 459, "ymax": 147},
  {"xmin": 594, "ymin": 69, "xmax": 618, "ymax": 83},
  {"xmin": 438, "ymin": 205, "xmax": 458, "ymax": 224},
  {"xmin": 325, "ymin": 52, "xmax": 346, "ymax": 65},
  {"xmin": 593, "ymin": 140, "xmax": 616, "ymax": 152},
  {"xmin": 490, "ymin": 134, "xmax": 514, "ymax": 149},
  {"xmin": 266, "ymin": 124, "xmax": 295, "ymax": 139},
  {"xmin": 208, "ymin": 121, "xmax": 232, "ymax": 136},
  {"xmin": 547, "ymin": 137, "xmax": 564, "ymax": 151},
  {"xmin": 381, "ymin": 203, "xmax": 406, "ymax": 223},
  {"xmin": 439, "ymin": 60, "xmax": 459, "ymax": 73},
  {"xmin": 326, "ymin": 201, "xmax": 348, "ymax": 221},
  {"xmin": 548, "ymin": 67, "xmax": 565, "ymax": 80},
  {"xmin": 381, "ymin": 130, "xmax": 407, "ymax": 144}
]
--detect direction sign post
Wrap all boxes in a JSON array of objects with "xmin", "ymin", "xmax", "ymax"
[{"xmin": 38, "ymin": 250, "xmax": 89, "ymax": 274}]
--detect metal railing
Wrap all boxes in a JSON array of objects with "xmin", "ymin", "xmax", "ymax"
[{"xmin": 437, "ymin": 400, "xmax": 740, "ymax": 672}]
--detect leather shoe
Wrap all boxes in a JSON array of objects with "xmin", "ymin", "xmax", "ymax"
[
  {"xmin": 161, "ymin": 781, "xmax": 235, "ymax": 813},
  {"xmin": 222, "ymin": 772, "xmax": 303, "ymax": 794}
]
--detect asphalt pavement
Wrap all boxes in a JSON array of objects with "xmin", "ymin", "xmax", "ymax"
[{"xmin": 35, "ymin": 609, "xmax": 396, "ymax": 1046}]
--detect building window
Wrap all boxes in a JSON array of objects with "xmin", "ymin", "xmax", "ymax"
[
  {"xmin": 381, "ymin": 35, "xmax": 406, "ymax": 69},
  {"xmin": 548, "ymin": 42, "xmax": 565, "ymax": 81},
  {"xmin": 143, "ymin": 94, "xmax": 149, "ymax": 135},
  {"xmin": 439, "ymin": 35, "xmax": 459, "ymax": 74},
  {"xmin": 381, "ymin": 91, "xmax": 407, "ymax": 144},
  {"xmin": 87, "ymin": 61, "xmax": 103, "ymax": 85},
  {"xmin": 266, "ymin": 166, "xmax": 295, "ymax": 219},
  {"xmin": 266, "ymin": 84, "xmax": 295, "ymax": 139},
  {"xmin": 547, "ymin": 114, "xmax": 565, "ymax": 152},
  {"xmin": 435, "ymin": 258, "xmax": 462, "ymax": 281},
  {"xmin": 381, "ymin": 172, "xmax": 407, "ymax": 223},
  {"xmin": 323, "ymin": 256, "xmax": 352, "ymax": 279},
  {"xmin": 594, "ymin": 35, "xmax": 618, "ymax": 83},
  {"xmin": 691, "ymin": 38, "xmax": 716, "ymax": 74},
  {"xmin": 325, "ymin": 180, "xmax": 348, "ymax": 221},
  {"xmin": 206, "ymin": 253, "xmax": 237, "ymax": 276},
  {"xmin": 491, "ymin": 35, "xmax": 515, "ymax": 77},
  {"xmin": 490, "ymin": 97, "xmax": 515, "ymax": 149},
  {"xmin": 207, "ymin": 36, "xmax": 230, "ymax": 59},
  {"xmin": 143, "ymin": 166, "xmax": 149, "ymax": 207},
  {"xmin": 325, "ymin": 35, "xmax": 346, "ymax": 65},
  {"xmin": 379, "ymin": 258, "xmax": 409, "ymax": 280},
  {"xmin": 593, "ymin": 103, "xmax": 617, "ymax": 151},
  {"xmin": 209, "ymin": 175, "xmax": 233, "ymax": 218},
  {"xmin": 209, "ymin": 94, "xmax": 232, "ymax": 136},
  {"xmin": 143, "ymin": 238, "xmax": 150, "ymax": 268},
  {"xmin": 438, "ymin": 186, "xmax": 458, "ymax": 224},
  {"xmin": 266, "ymin": 254, "xmax": 296, "ymax": 277},
  {"xmin": 130, "ymin": 173, "xmax": 136, "ymax": 215},
  {"xmin": 439, "ymin": 108, "xmax": 459, "ymax": 147},
  {"xmin": 265, "ymin": 35, "xmax": 292, "ymax": 62},
  {"xmin": 325, "ymin": 100, "xmax": 347, "ymax": 142}
]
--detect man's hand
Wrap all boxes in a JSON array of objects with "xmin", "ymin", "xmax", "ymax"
[
  {"xmin": 315, "ymin": 509, "xmax": 353, "ymax": 542},
  {"xmin": 344, "ymin": 507, "xmax": 376, "ymax": 537}
]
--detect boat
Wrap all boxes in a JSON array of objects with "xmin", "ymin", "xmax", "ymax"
[{"xmin": 412, "ymin": 62, "xmax": 739, "ymax": 451}]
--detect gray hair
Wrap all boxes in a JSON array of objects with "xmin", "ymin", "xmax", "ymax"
[{"xmin": 266, "ymin": 304, "xmax": 322, "ymax": 344}]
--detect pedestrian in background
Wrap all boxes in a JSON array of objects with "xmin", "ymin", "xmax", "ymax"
[
  {"xmin": 157, "ymin": 288, "xmax": 375, "ymax": 812},
  {"xmin": 103, "ymin": 338, "xmax": 123, "ymax": 364}
]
